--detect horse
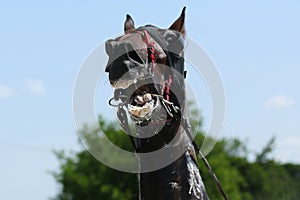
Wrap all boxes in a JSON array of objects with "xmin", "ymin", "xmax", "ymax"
[{"xmin": 105, "ymin": 7, "xmax": 211, "ymax": 200}]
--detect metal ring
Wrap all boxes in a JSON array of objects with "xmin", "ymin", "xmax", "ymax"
[
  {"xmin": 108, "ymin": 97, "xmax": 126, "ymax": 107},
  {"xmin": 109, "ymin": 93, "xmax": 129, "ymax": 107}
]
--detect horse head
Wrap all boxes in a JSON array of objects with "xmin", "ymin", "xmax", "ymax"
[{"xmin": 105, "ymin": 7, "xmax": 187, "ymax": 127}]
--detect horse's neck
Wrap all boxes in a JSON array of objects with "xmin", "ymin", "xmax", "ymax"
[
  {"xmin": 136, "ymin": 119, "xmax": 182, "ymax": 152},
  {"xmin": 138, "ymin": 142, "xmax": 210, "ymax": 200},
  {"xmin": 139, "ymin": 152, "xmax": 192, "ymax": 200},
  {"xmin": 136, "ymin": 123, "xmax": 210, "ymax": 200}
]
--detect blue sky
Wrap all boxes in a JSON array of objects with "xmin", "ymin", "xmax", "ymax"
[{"xmin": 1, "ymin": 1, "xmax": 300, "ymax": 199}]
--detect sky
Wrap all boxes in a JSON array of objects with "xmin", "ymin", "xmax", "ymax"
[{"xmin": 1, "ymin": 1, "xmax": 300, "ymax": 199}]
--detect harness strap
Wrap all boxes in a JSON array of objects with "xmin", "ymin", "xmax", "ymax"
[
  {"xmin": 141, "ymin": 30, "xmax": 156, "ymax": 74},
  {"xmin": 139, "ymin": 26, "xmax": 174, "ymax": 68},
  {"xmin": 164, "ymin": 74, "xmax": 173, "ymax": 102}
]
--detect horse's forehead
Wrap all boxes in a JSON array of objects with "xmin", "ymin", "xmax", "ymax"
[
  {"xmin": 115, "ymin": 32, "xmax": 147, "ymax": 49},
  {"xmin": 110, "ymin": 27, "xmax": 168, "ymax": 47}
]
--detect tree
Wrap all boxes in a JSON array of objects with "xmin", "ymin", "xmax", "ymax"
[
  {"xmin": 51, "ymin": 117, "xmax": 138, "ymax": 200},
  {"xmin": 255, "ymin": 136, "xmax": 276, "ymax": 164}
]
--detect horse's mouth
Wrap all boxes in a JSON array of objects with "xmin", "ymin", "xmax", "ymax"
[
  {"xmin": 109, "ymin": 63, "xmax": 165, "ymax": 123},
  {"xmin": 127, "ymin": 84, "xmax": 160, "ymax": 122}
]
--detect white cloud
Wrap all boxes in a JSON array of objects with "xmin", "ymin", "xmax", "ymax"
[
  {"xmin": 0, "ymin": 85, "xmax": 17, "ymax": 99},
  {"xmin": 25, "ymin": 80, "xmax": 46, "ymax": 95},
  {"xmin": 265, "ymin": 95, "xmax": 295, "ymax": 108},
  {"xmin": 275, "ymin": 136, "xmax": 300, "ymax": 164}
]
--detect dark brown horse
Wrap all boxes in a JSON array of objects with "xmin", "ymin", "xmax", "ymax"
[{"xmin": 105, "ymin": 7, "xmax": 210, "ymax": 200}]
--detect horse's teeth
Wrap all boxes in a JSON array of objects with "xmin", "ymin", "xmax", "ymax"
[
  {"xmin": 143, "ymin": 93, "xmax": 152, "ymax": 102},
  {"xmin": 128, "ymin": 101, "xmax": 154, "ymax": 118},
  {"xmin": 134, "ymin": 93, "xmax": 152, "ymax": 105},
  {"xmin": 135, "ymin": 95, "xmax": 144, "ymax": 105}
]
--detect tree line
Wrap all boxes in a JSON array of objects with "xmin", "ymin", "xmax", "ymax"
[{"xmin": 51, "ymin": 115, "xmax": 300, "ymax": 200}]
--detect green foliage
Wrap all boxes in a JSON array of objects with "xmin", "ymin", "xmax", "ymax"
[
  {"xmin": 52, "ymin": 150, "xmax": 138, "ymax": 200},
  {"xmin": 52, "ymin": 115, "xmax": 300, "ymax": 200},
  {"xmin": 255, "ymin": 136, "xmax": 276, "ymax": 164},
  {"xmin": 196, "ymin": 135, "xmax": 249, "ymax": 200},
  {"xmin": 52, "ymin": 117, "xmax": 138, "ymax": 200}
]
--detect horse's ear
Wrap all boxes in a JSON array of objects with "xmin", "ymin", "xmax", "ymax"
[
  {"xmin": 169, "ymin": 7, "xmax": 186, "ymax": 36},
  {"xmin": 124, "ymin": 14, "xmax": 135, "ymax": 32}
]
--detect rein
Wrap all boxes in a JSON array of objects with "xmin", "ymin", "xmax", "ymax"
[{"xmin": 107, "ymin": 28, "xmax": 229, "ymax": 200}]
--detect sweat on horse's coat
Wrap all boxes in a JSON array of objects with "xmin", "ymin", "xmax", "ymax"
[{"xmin": 186, "ymin": 149, "xmax": 206, "ymax": 199}]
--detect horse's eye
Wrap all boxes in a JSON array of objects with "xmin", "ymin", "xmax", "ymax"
[{"xmin": 167, "ymin": 36, "xmax": 176, "ymax": 44}]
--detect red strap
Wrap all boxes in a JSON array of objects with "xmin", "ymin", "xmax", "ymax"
[
  {"xmin": 125, "ymin": 30, "xmax": 156, "ymax": 73},
  {"xmin": 164, "ymin": 75, "xmax": 173, "ymax": 101},
  {"xmin": 142, "ymin": 30, "xmax": 155, "ymax": 73},
  {"xmin": 143, "ymin": 30, "xmax": 173, "ymax": 104}
]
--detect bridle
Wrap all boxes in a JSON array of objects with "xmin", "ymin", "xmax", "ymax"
[
  {"xmin": 108, "ymin": 26, "xmax": 183, "ymax": 124},
  {"xmin": 107, "ymin": 27, "xmax": 229, "ymax": 200}
]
